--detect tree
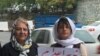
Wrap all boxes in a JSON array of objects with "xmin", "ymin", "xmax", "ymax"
[
  {"xmin": 0, "ymin": 0, "xmax": 77, "ymax": 20},
  {"xmin": 35, "ymin": 0, "xmax": 77, "ymax": 15},
  {"xmin": 0, "ymin": 0, "xmax": 36, "ymax": 20}
]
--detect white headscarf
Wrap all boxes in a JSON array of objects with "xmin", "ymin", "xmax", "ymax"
[{"xmin": 53, "ymin": 17, "xmax": 83, "ymax": 48}]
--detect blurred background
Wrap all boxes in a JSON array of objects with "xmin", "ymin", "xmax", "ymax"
[{"xmin": 0, "ymin": 0, "xmax": 100, "ymax": 29}]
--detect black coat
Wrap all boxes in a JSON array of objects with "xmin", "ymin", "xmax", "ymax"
[
  {"xmin": 2, "ymin": 42, "xmax": 38, "ymax": 56},
  {"xmin": 0, "ymin": 43, "xmax": 1, "ymax": 56}
]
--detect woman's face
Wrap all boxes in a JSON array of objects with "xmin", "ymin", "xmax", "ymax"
[
  {"xmin": 15, "ymin": 22, "xmax": 29, "ymax": 42},
  {"xmin": 57, "ymin": 23, "xmax": 71, "ymax": 40}
]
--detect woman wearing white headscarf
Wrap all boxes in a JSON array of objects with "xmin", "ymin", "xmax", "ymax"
[
  {"xmin": 51, "ymin": 16, "xmax": 87, "ymax": 56},
  {"xmin": 2, "ymin": 17, "xmax": 38, "ymax": 56}
]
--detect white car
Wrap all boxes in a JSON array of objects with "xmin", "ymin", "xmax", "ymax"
[
  {"xmin": 31, "ymin": 27, "xmax": 100, "ymax": 56},
  {"xmin": 82, "ymin": 21, "xmax": 100, "ymax": 38}
]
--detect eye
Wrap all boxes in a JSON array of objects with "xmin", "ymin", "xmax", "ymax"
[
  {"xmin": 16, "ymin": 28, "xmax": 21, "ymax": 31},
  {"xmin": 15, "ymin": 28, "xmax": 28, "ymax": 32},
  {"xmin": 23, "ymin": 28, "xmax": 28, "ymax": 31}
]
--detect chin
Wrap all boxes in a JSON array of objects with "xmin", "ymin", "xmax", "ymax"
[
  {"xmin": 59, "ymin": 36, "xmax": 68, "ymax": 40},
  {"xmin": 63, "ymin": 35, "xmax": 68, "ymax": 37},
  {"xmin": 20, "ymin": 37, "xmax": 27, "ymax": 41}
]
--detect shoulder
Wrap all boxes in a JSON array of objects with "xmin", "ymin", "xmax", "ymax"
[
  {"xmin": 74, "ymin": 43, "xmax": 87, "ymax": 49},
  {"xmin": 30, "ymin": 42, "xmax": 38, "ymax": 50},
  {"xmin": 73, "ymin": 43, "xmax": 81, "ymax": 48},
  {"xmin": 28, "ymin": 42, "xmax": 38, "ymax": 56},
  {"xmin": 2, "ymin": 42, "xmax": 15, "ymax": 53},
  {"xmin": 51, "ymin": 43, "xmax": 64, "ymax": 47},
  {"xmin": 2, "ymin": 42, "xmax": 13, "ymax": 56},
  {"xmin": 2, "ymin": 42, "xmax": 12, "ymax": 49},
  {"xmin": 31, "ymin": 42, "xmax": 38, "ymax": 48}
]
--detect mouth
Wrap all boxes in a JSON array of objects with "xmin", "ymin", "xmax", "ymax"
[
  {"xmin": 63, "ymin": 33, "xmax": 67, "ymax": 35},
  {"xmin": 19, "ymin": 34, "xmax": 26, "ymax": 37}
]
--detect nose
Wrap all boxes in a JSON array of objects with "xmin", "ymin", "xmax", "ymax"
[
  {"xmin": 20, "ymin": 29, "xmax": 24, "ymax": 34},
  {"xmin": 63, "ymin": 26, "xmax": 67, "ymax": 30}
]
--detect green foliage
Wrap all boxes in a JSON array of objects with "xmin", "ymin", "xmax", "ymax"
[
  {"xmin": 0, "ymin": 0, "xmax": 77, "ymax": 13},
  {"xmin": 0, "ymin": 0, "xmax": 12, "ymax": 9},
  {"xmin": 0, "ymin": 0, "xmax": 77, "ymax": 20}
]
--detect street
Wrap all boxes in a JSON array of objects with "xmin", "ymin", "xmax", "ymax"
[{"xmin": 0, "ymin": 32, "xmax": 10, "ymax": 46}]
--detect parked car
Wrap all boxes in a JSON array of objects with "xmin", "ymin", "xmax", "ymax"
[
  {"xmin": 82, "ymin": 21, "xmax": 100, "ymax": 39},
  {"xmin": 31, "ymin": 27, "xmax": 100, "ymax": 56}
]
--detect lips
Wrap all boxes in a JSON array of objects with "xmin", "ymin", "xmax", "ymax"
[{"xmin": 63, "ymin": 33, "xmax": 67, "ymax": 35}]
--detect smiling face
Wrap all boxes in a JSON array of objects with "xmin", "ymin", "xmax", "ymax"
[
  {"xmin": 14, "ymin": 22, "xmax": 29, "ymax": 43},
  {"xmin": 15, "ymin": 22, "xmax": 29, "ymax": 42},
  {"xmin": 13, "ymin": 18, "xmax": 29, "ymax": 44}
]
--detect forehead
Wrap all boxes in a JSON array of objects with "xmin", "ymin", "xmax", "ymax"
[
  {"xmin": 57, "ymin": 21, "xmax": 71, "ymax": 29},
  {"xmin": 58, "ymin": 23, "xmax": 67, "ymax": 26},
  {"xmin": 58, "ymin": 22, "xmax": 70, "ymax": 26},
  {"xmin": 15, "ymin": 22, "xmax": 27, "ymax": 27}
]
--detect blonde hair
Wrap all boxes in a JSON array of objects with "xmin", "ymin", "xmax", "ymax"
[{"xmin": 13, "ymin": 17, "xmax": 28, "ymax": 28}]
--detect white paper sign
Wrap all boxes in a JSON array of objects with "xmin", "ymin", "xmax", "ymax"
[
  {"xmin": 38, "ymin": 47, "xmax": 53, "ymax": 56},
  {"xmin": 64, "ymin": 48, "xmax": 81, "ymax": 56},
  {"xmin": 38, "ymin": 47, "xmax": 81, "ymax": 56},
  {"xmin": 52, "ymin": 48, "xmax": 64, "ymax": 56}
]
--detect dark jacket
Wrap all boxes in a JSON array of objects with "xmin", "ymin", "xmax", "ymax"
[
  {"xmin": 2, "ymin": 42, "xmax": 38, "ymax": 56},
  {"xmin": 51, "ymin": 43, "xmax": 80, "ymax": 48},
  {"xmin": 0, "ymin": 43, "xmax": 1, "ymax": 56}
]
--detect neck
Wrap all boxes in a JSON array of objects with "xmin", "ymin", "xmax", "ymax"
[{"xmin": 17, "ymin": 40, "xmax": 25, "ymax": 46}]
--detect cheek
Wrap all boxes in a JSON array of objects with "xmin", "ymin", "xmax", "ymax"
[
  {"xmin": 25, "ymin": 32, "xmax": 29, "ymax": 36},
  {"xmin": 15, "ymin": 32, "xmax": 29, "ymax": 41},
  {"xmin": 67, "ymin": 30, "xmax": 71, "ymax": 34},
  {"xmin": 57, "ymin": 29, "xmax": 62, "ymax": 33},
  {"xmin": 15, "ymin": 31, "xmax": 29, "ymax": 37},
  {"xmin": 15, "ymin": 31, "xmax": 20, "ymax": 36},
  {"xmin": 58, "ymin": 29, "xmax": 71, "ymax": 36}
]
